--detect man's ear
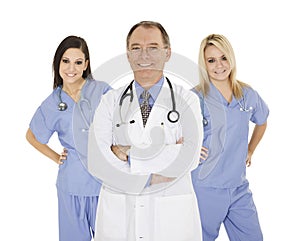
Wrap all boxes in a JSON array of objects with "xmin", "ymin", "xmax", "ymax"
[{"xmin": 165, "ymin": 48, "xmax": 171, "ymax": 61}]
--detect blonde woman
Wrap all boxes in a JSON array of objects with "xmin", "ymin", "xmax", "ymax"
[{"xmin": 192, "ymin": 34, "xmax": 269, "ymax": 241}]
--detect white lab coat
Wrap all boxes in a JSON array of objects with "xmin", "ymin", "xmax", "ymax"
[{"xmin": 88, "ymin": 78, "xmax": 203, "ymax": 241}]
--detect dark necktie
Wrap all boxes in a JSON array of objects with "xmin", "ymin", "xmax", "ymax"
[{"xmin": 140, "ymin": 90, "xmax": 151, "ymax": 127}]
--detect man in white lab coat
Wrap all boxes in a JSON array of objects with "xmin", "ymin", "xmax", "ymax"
[{"xmin": 88, "ymin": 21, "xmax": 204, "ymax": 241}]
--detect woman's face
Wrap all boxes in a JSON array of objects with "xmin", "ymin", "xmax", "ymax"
[
  {"xmin": 59, "ymin": 48, "xmax": 88, "ymax": 85},
  {"xmin": 204, "ymin": 45, "xmax": 231, "ymax": 83}
]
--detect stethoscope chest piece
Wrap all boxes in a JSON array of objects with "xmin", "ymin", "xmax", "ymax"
[
  {"xmin": 167, "ymin": 110, "xmax": 180, "ymax": 123},
  {"xmin": 58, "ymin": 87, "xmax": 68, "ymax": 111},
  {"xmin": 58, "ymin": 101, "xmax": 68, "ymax": 111}
]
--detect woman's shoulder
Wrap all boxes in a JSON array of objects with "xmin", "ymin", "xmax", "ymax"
[
  {"xmin": 32, "ymin": 88, "xmax": 60, "ymax": 113},
  {"xmin": 241, "ymin": 84, "xmax": 267, "ymax": 104},
  {"xmin": 242, "ymin": 84, "xmax": 258, "ymax": 97},
  {"xmin": 87, "ymin": 78, "xmax": 111, "ymax": 88},
  {"xmin": 85, "ymin": 79, "xmax": 112, "ymax": 94},
  {"xmin": 190, "ymin": 86, "xmax": 204, "ymax": 100},
  {"xmin": 40, "ymin": 88, "xmax": 59, "ymax": 105}
]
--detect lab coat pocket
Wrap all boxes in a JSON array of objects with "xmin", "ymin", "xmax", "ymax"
[
  {"xmin": 162, "ymin": 120, "xmax": 181, "ymax": 144},
  {"xmin": 99, "ymin": 189, "xmax": 126, "ymax": 239},
  {"xmin": 154, "ymin": 194, "xmax": 197, "ymax": 241}
]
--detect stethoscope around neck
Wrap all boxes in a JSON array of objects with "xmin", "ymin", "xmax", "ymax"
[
  {"xmin": 116, "ymin": 77, "xmax": 180, "ymax": 127},
  {"xmin": 238, "ymin": 95, "xmax": 253, "ymax": 112},
  {"xmin": 200, "ymin": 95, "xmax": 253, "ymax": 128},
  {"xmin": 57, "ymin": 86, "xmax": 92, "ymax": 131},
  {"xmin": 58, "ymin": 87, "xmax": 68, "ymax": 111}
]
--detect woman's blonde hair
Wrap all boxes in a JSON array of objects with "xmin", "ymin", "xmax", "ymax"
[{"xmin": 196, "ymin": 34, "xmax": 248, "ymax": 98}]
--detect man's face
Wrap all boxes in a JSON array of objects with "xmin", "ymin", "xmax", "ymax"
[{"xmin": 127, "ymin": 26, "xmax": 171, "ymax": 87}]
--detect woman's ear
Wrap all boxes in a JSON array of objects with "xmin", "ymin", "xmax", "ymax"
[{"xmin": 84, "ymin": 59, "xmax": 89, "ymax": 71}]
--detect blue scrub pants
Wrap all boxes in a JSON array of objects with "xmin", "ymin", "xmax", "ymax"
[
  {"xmin": 194, "ymin": 183, "xmax": 263, "ymax": 241},
  {"xmin": 57, "ymin": 188, "xmax": 99, "ymax": 241}
]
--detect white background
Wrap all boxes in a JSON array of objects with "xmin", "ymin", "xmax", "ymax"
[{"xmin": 1, "ymin": 0, "xmax": 299, "ymax": 240}]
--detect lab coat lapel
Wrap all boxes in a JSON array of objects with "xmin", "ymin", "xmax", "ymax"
[{"xmin": 130, "ymin": 84, "xmax": 144, "ymax": 129}]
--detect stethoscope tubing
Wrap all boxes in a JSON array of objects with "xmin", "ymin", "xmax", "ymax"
[
  {"xmin": 117, "ymin": 77, "xmax": 179, "ymax": 126},
  {"xmin": 57, "ymin": 87, "xmax": 92, "ymax": 130},
  {"xmin": 201, "ymin": 94, "xmax": 252, "ymax": 127}
]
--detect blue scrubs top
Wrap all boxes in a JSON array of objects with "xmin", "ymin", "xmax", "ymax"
[
  {"xmin": 29, "ymin": 79, "xmax": 111, "ymax": 196},
  {"xmin": 192, "ymin": 82, "xmax": 269, "ymax": 188}
]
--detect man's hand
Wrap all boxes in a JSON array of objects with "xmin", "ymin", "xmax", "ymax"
[
  {"xmin": 150, "ymin": 174, "xmax": 175, "ymax": 185},
  {"xmin": 111, "ymin": 145, "xmax": 130, "ymax": 162}
]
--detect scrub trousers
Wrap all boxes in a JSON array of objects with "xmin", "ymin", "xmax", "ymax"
[
  {"xmin": 57, "ymin": 188, "xmax": 99, "ymax": 241},
  {"xmin": 194, "ymin": 183, "xmax": 263, "ymax": 241}
]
